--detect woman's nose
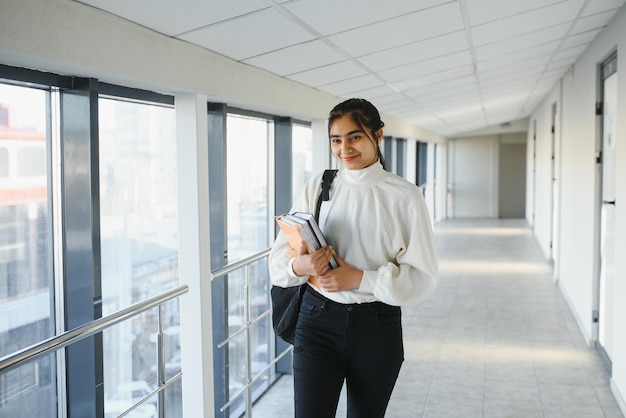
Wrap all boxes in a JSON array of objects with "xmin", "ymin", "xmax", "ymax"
[{"xmin": 341, "ymin": 140, "xmax": 351, "ymax": 153}]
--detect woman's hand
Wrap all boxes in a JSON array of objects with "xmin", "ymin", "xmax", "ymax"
[
  {"xmin": 291, "ymin": 241, "xmax": 334, "ymax": 277},
  {"xmin": 316, "ymin": 252, "xmax": 363, "ymax": 292}
]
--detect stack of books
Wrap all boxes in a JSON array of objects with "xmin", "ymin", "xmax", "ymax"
[{"xmin": 275, "ymin": 212, "xmax": 339, "ymax": 270}]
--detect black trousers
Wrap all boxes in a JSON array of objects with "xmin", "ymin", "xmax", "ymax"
[{"xmin": 293, "ymin": 287, "xmax": 404, "ymax": 418}]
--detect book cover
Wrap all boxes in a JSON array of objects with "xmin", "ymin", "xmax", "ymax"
[
  {"xmin": 276, "ymin": 212, "xmax": 338, "ymax": 270},
  {"xmin": 275, "ymin": 215, "xmax": 318, "ymax": 254}
]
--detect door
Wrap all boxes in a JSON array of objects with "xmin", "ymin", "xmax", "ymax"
[
  {"xmin": 598, "ymin": 55, "xmax": 617, "ymax": 365},
  {"xmin": 550, "ymin": 104, "xmax": 559, "ymax": 276}
]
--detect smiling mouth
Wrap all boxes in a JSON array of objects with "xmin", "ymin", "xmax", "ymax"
[{"xmin": 343, "ymin": 156, "xmax": 357, "ymax": 161}]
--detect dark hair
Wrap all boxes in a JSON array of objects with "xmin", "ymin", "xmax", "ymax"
[{"xmin": 328, "ymin": 98, "xmax": 387, "ymax": 170}]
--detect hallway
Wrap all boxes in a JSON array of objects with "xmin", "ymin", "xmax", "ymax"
[{"xmin": 253, "ymin": 219, "xmax": 624, "ymax": 418}]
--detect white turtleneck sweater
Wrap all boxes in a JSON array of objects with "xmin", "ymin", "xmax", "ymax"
[{"xmin": 269, "ymin": 162, "xmax": 438, "ymax": 306}]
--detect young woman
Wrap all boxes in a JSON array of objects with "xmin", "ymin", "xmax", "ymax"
[{"xmin": 269, "ymin": 98, "xmax": 438, "ymax": 418}]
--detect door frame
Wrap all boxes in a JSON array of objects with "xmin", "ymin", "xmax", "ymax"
[{"xmin": 592, "ymin": 51, "xmax": 617, "ymax": 373}]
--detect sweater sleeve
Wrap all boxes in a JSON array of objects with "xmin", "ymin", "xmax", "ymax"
[{"xmin": 358, "ymin": 190, "xmax": 439, "ymax": 306}]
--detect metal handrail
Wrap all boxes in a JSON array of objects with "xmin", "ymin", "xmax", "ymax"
[
  {"xmin": 211, "ymin": 248, "xmax": 271, "ymax": 280},
  {"xmin": 0, "ymin": 284, "xmax": 189, "ymax": 374}
]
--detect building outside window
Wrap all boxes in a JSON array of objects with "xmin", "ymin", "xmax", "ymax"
[
  {"xmin": 98, "ymin": 96, "xmax": 181, "ymax": 417},
  {"xmin": 0, "ymin": 83, "xmax": 56, "ymax": 417},
  {"xmin": 224, "ymin": 113, "xmax": 273, "ymax": 415}
]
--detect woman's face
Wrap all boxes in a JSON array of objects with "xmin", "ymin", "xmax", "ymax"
[{"xmin": 329, "ymin": 115, "xmax": 381, "ymax": 170}]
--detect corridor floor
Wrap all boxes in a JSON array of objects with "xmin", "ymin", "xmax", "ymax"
[{"xmin": 253, "ymin": 219, "xmax": 625, "ymax": 418}]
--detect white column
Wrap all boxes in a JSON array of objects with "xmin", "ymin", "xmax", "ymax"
[
  {"xmin": 406, "ymin": 139, "xmax": 417, "ymax": 184},
  {"xmin": 175, "ymin": 93, "xmax": 215, "ymax": 417},
  {"xmin": 312, "ymin": 118, "xmax": 331, "ymax": 172}
]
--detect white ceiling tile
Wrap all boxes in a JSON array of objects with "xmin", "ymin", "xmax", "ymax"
[
  {"xmin": 283, "ymin": 0, "xmax": 450, "ymax": 36},
  {"xmin": 542, "ymin": 64, "xmax": 570, "ymax": 79},
  {"xmin": 242, "ymin": 40, "xmax": 345, "ymax": 76},
  {"xmin": 379, "ymin": 51, "xmax": 473, "ymax": 83},
  {"xmin": 475, "ymin": 24, "xmax": 569, "ymax": 61},
  {"xmin": 418, "ymin": 85, "xmax": 481, "ymax": 105},
  {"xmin": 482, "ymin": 80, "xmax": 539, "ymax": 99},
  {"xmin": 74, "ymin": 0, "xmax": 270, "ymax": 36},
  {"xmin": 438, "ymin": 106, "xmax": 487, "ymax": 128},
  {"xmin": 373, "ymin": 93, "xmax": 411, "ymax": 107},
  {"xmin": 177, "ymin": 8, "xmax": 316, "ymax": 60},
  {"xmin": 355, "ymin": 85, "xmax": 401, "ymax": 102},
  {"xmin": 410, "ymin": 116, "xmax": 457, "ymax": 136},
  {"xmin": 570, "ymin": 10, "xmax": 618, "ymax": 35},
  {"xmin": 478, "ymin": 63, "xmax": 546, "ymax": 89},
  {"xmin": 560, "ymin": 28, "xmax": 602, "ymax": 50},
  {"xmin": 379, "ymin": 99, "xmax": 421, "ymax": 115},
  {"xmin": 477, "ymin": 50, "xmax": 552, "ymax": 73},
  {"xmin": 553, "ymin": 44, "xmax": 588, "ymax": 62},
  {"xmin": 394, "ymin": 65, "xmax": 475, "ymax": 91},
  {"xmin": 466, "ymin": 0, "xmax": 564, "ymax": 26},
  {"xmin": 318, "ymin": 74, "xmax": 384, "ymax": 96},
  {"xmin": 471, "ymin": 0, "xmax": 586, "ymax": 47},
  {"xmin": 287, "ymin": 61, "xmax": 368, "ymax": 87},
  {"xmin": 407, "ymin": 75, "xmax": 477, "ymax": 96},
  {"xmin": 357, "ymin": 31, "xmax": 469, "ymax": 72},
  {"xmin": 582, "ymin": 0, "xmax": 626, "ymax": 17},
  {"xmin": 328, "ymin": 2, "xmax": 464, "ymax": 57}
]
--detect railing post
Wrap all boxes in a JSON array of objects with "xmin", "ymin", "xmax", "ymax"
[
  {"xmin": 245, "ymin": 265, "xmax": 253, "ymax": 417},
  {"xmin": 157, "ymin": 304, "xmax": 166, "ymax": 418}
]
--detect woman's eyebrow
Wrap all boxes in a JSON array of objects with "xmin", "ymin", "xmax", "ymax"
[{"xmin": 330, "ymin": 129, "xmax": 363, "ymax": 138}]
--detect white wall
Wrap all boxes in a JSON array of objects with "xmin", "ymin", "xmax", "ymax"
[
  {"xmin": 528, "ymin": 5, "xmax": 626, "ymax": 412},
  {"xmin": 527, "ymin": 83, "xmax": 562, "ymax": 262},
  {"xmin": 434, "ymin": 142, "xmax": 448, "ymax": 221}
]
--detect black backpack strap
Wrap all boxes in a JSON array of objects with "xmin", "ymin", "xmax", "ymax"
[{"xmin": 314, "ymin": 169, "xmax": 338, "ymax": 222}]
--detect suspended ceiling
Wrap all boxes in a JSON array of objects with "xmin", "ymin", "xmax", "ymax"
[{"xmin": 73, "ymin": 0, "xmax": 625, "ymax": 137}]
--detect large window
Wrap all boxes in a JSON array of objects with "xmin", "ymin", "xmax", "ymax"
[
  {"xmin": 291, "ymin": 124, "xmax": 313, "ymax": 203},
  {"xmin": 224, "ymin": 113, "xmax": 273, "ymax": 415},
  {"xmin": 98, "ymin": 96, "xmax": 181, "ymax": 416},
  {"xmin": 0, "ymin": 83, "xmax": 55, "ymax": 417},
  {"xmin": 226, "ymin": 114, "xmax": 272, "ymax": 261}
]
